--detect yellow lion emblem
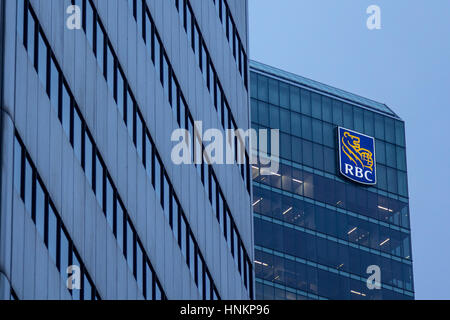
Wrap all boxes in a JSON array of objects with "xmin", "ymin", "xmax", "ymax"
[{"xmin": 341, "ymin": 132, "xmax": 374, "ymax": 171}]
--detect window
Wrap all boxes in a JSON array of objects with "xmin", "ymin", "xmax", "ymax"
[
  {"xmin": 136, "ymin": 112, "xmax": 143, "ymax": 159},
  {"xmin": 180, "ymin": 215, "xmax": 187, "ymax": 258},
  {"xmin": 226, "ymin": 10, "xmax": 232, "ymax": 41},
  {"xmin": 73, "ymin": 108, "xmax": 82, "ymax": 164},
  {"xmin": 34, "ymin": 179, "xmax": 46, "ymax": 240},
  {"xmin": 189, "ymin": 235, "xmax": 196, "ymax": 279},
  {"xmin": 136, "ymin": 242, "xmax": 144, "ymax": 291},
  {"xmin": 60, "ymin": 228, "xmax": 70, "ymax": 274},
  {"xmin": 179, "ymin": 97, "xmax": 186, "ymax": 128},
  {"xmin": 154, "ymin": 36, "xmax": 161, "ymax": 81},
  {"xmin": 226, "ymin": 211, "xmax": 232, "ymax": 248},
  {"xmin": 49, "ymin": 56, "xmax": 59, "ymax": 114},
  {"xmin": 14, "ymin": 137, "xmax": 22, "ymax": 194},
  {"xmin": 38, "ymin": 31, "xmax": 47, "ymax": 88},
  {"xmin": 163, "ymin": 54, "xmax": 170, "ymax": 98},
  {"xmin": 210, "ymin": 175, "xmax": 217, "ymax": 214},
  {"xmin": 106, "ymin": 43, "xmax": 115, "ymax": 93},
  {"xmin": 126, "ymin": 219, "xmax": 134, "ymax": 271},
  {"xmin": 197, "ymin": 254, "xmax": 204, "ymax": 296},
  {"xmin": 47, "ymin": 204, "xmax": 58, "ymax": 264},
  {"xmin": 154, "ymin": 155, "xmax": 161, "ymax": 198},
  {"xmin": 163, "ymin": 174, "xmax": 170, "ymax": 221},
  {"xmin": 26, "ymin": 9, "xmax": 36, "ymax": 65},
  {"xmin": 144, "ymin": 11, "xmax": 152, "ymax": 47},
  {"xmin": 218, "ymin": 192, "xmax": 224, "ymax": 226},
  {"xmin": 232, "ymin": 27, "xmax": 237, "ymax": 58},
  {"xmin": 95, "ymin": 154, "xmax": 104, "ymax": 209},
  {"xmin": 61, "ymin": 83, "xmax": 71, "ymax": 138},
  {"xmin": 172, "ymin": 197, "xmax": 179, "ymax": 243},
  {"xmin": 145, "ymin": 134, "xmax": 152, "ymax": 178},
  {"xmin": 170, "ymin": 74, "xmax": 177, "ymax": 110},
  {"xmin": 145, "ymin": 262, "xmax": 153, "ymax": 300},
  {"xmin": 126, "ymin": 89, "xmax": 135, "ymax": 140},
  {"xmin": 136, "ymin": 0, "xmax": 143, "ymax": 34},
  {"xmin": 105, "ymin": 176, "xmax": 114, "ymax": 231},
  {"xmin": 24, "ymin": 157, "xmax": 32, "ymax": 213},
  {"xmin": 71, "ymin": 252, "xmax": 81, "ymax": 300},
  {"xmin": 95, "ymin": 20, "xmax": 105, "ymax": 75},
  {"xmin": 117, "ymin": 68, "xmax": 125, "ymax": 117},
  {"xmin": 201, "ymin": 41, "xmax": 207, "ymax": 82},
  {"xmin": 186, "ymin": 8, "xmax": 192, "ymax": 48},
  {"xmin": 155, "ymin": 282, "xmax": 162, "ymax": 300},
  {"xmin": 205, "ymin": 272, "xmax": 212, "ymax": 300},
  {"xmin": 84, "ymin": 131, "xmax": 93, "ymax": 187},
  {"xmin": 193, "ymin": 23, "xmax": 199, "ymax": 57},
  {"xmin": 116, "ymin": 201, "xmax": 125, "ymax": 253},
  {"xmin": 86, "ymin": 0, "xmax": 94, "ymax": 47}
]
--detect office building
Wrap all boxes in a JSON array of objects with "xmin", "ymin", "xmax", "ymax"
[
  {"xmin": 250, "ymin": 61, "xmax": 414, "ymax": 300},
  {"xmin": 0, "ymin": 0, "xmax": 253, "ymax": 300}
]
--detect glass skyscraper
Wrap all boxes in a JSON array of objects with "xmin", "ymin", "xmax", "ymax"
[
  {"xmin": 0, "ymin": 0, "xmax": 253, "ymax": 300},
  {"xmin": 250, "ymin": 61, "xmax": 414, "ymax": 300}
]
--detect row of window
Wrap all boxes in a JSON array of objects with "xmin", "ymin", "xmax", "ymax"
[
  {"xmin": 252, "ymin": 161, "xmax": 410, "ymax": 229},
  {"xmin": 172, "ymin": 0, "xmax": 247, "ymax": 139},
  {"xmin": 253, "ymin": 186, "xmax": 412, "ymax": 259},
  {"xmin": 254, "ymin": 218, "xmax": 414, "ymax": 291},
  {"xmin": 253, "ymin": 122, "xmax": 409, "ymax": 198},
  {"xmin": 210, "ymin": 0, "xmax": 248, "ymax": 88},
  {"xmin": 21, "ymin": 1, "xmax": 168, "ymax": 300},
  {"xmin": 75, "ymin": 0, "xmax": 253, "ymax": 295},
  {"xmin": 126, "ymin": 0, "xmax": 252, "ymax": 195},
  {"xmin": 251, "ymin": 73, "xmax": 406, "ymax": 148},
  {"xmin": 255, "ymin": 261, "xmax": 413, "ymax": 300},
  {"xmin": 13, "ymin": 133, "xmax": 100, "ymax": 300},
  {"xmin": 255, "ymin": 248, "xmax": 412, "ymax": 299},
  {"xmin": 252, "ymin": 99, "xmax": 408, "ymax": 173},
  {"xmin": 252, "ymin": 165, "xmax": 410, "ymax": 234}
]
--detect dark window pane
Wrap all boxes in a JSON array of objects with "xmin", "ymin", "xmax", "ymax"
[
  {"xmin": 145, "ymin": 134, "xmax": 152, "ymax": 178},
  {"xmin": 180, "ymin": 216, "xmax": 187, "ymax": 259},
  {"xmin": 24, "ymin": 158, "xmax": 32, "ymax": 213},
  {"xmin": 86, "ymin": 1, "xmax": 94, "ymax": 47},
  {"xmin": 126, "ymin": 220, "xmax": 134, "ymax": 270},
  {"xmin": 26, "ymin": 10, "xmax": 35, "ymax": 63},
  {"xmin": 106, "ymin": 177, "xmax": 114, "ymax": 231},
  {"xmin": 74, "ymin": 108, "xmax": 82, "ymax": 164},
  {"xmin": 136, "ymin": 242, "xmax": 144, "ymax": 292},
  {"xmin": 117, "ymin": 69, "xmax": 125, "ymax": 117},
  {"xmin": 60, "ymin": 229, "xmax": 70, "ymax": 274},
  {"xmin": 50, "ymin": 57, "xmax": 59, "ymax": 114},
  {"xmin": 95, "ymin": 155, "xmax": 104, "ymax": 209},
  {"xmin": 35, "ymin": 179, "xmax": 46, "ymax": 240},
  {"xmin": 62, "ymin": 83, "xmax": 71, "ymax": 138},
  {"xmin": 38, "ymin": 31, "xmax": 47, "ymax": 88},
  {"xmin": 301, "ymin": 90, "xmax": 311, "ymax": 116},
  {"xmin": 163, "ymin": 174, "xmax": 170, "ymax": 221},
  {"xmin": 84, "ymin": 132, "xmax": 93, "ymax": 187},
  {"xmin": 106, "ymin": 44, "xmax": 115, "ymax": 93},
  {"xmin": 136, "ymin": 113, "xmax": 143, "ymax": 159},
  {"xmin": 116, "ymin": 202, "xmax": 125, "ymax": 253},
  {"xmin": 14, "ymin": 137, "xmax": 22, "ymax": 194},
  {"xmin": 96, "ymin": 20, "xmax": 104, "ymax": 74},
  {"xmin": 48, "ymin": 205, "xmax": 58, "ymax": 264},
  {"xmin": 126, "ymin": 90, "xmax": 134, "ymax": 140},
  {"xmin": 154, "ymin": 155, "xmax": 161, "ymax": 198}
]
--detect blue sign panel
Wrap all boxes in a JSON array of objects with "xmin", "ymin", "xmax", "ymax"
[{"xmin": 338, "ymin": 127, "xmax": 377, "ymax": 185}]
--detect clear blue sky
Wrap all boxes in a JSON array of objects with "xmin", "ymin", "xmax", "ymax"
[{"xmin": 248, "ymin": 0, "xmax": 450, "ymax": 299}]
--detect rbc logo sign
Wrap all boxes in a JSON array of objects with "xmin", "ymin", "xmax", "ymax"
[{"xmin": 338, "ymin": 127, "xmax": 377, "ymax": 185}]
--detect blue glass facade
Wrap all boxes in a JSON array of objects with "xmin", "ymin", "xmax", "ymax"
[{"xmin": 250, "ymin": 61, "xmax": 414, "ymax": 300}]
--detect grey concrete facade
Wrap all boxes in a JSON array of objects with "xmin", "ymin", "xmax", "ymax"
[{"xmin": 0, "ymin": 0, "xmax": 252, "ymax": 300}]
